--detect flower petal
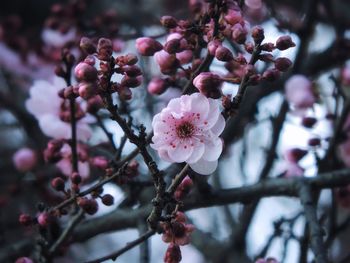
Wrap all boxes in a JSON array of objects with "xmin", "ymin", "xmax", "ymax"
[
  {"xmin": 202, "ymin": 138, "xmax": 223, "ymax": 161},
  {"xmin": 189, "ymin": 159, "xmax": 218, "ymax": 175},
  {"xmin": 186, "ymin": 140, "xmax": 205, "ymax": 163},
  {"xmin": 168, "ymin": 141, "xmax": 194, "ymax": 163}
]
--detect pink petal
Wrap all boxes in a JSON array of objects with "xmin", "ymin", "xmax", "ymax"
[
  {"xmin": 168, "ymin": 141, "xmax": 194, "ymax": 163},
  {"xmin": 189, "ymin": 159, "xmax": 218, "ymax": 175},
  {"xmin": 202, "ymin": 138, "xmax": 223, "ymax": 161},
  {"xmin": 210, "ymin": 114, "xmax": 225, "ymax": 136},
  {"xmin": 186, "ymin": 140, "xmax": 205, "ymax": 164}
]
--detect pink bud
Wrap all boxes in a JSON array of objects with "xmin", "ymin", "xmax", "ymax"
[
  {"xmin": 164, "ymin": 39, "xmax": 182, "ymax": 54},
  {"xmin": 147, "ymin": 77, "xmax": 168, "ymax": 95},
  {"xmin": 276, "ymin": 36, "xmax": 296, "ymax": 51},
  {"xmin": 208, "ymin": 40, "xmax": 222, "ymax": 56},
  {"xmin": 80, "ymin": 37, "xmax": 96, "ymax": 54},
  {"xmin": 193, "ymin": 72, "xmax": 223, "ymax": 98},
  {"xmin": 251, "ymin": 26, "xmax": 264, "ymax": 43},
  {"xmin": 164, "ymin": 243, "xmax": 182, "ymax": 263},
  {"xmin": 274, "ymin": 57, "xmax": 292, "ymax": 72},
  {"xmin": 160, "ymin": 16, "xmax": 178, "ymax": 28},
  {"xmin": 78, "ymin": 82, "xmax": 96, "ymax": 99},
  {"xmin": 77, "ymin": 198, "xmax": 98, "ymax": 215},
  {"xmin": 154, "ymin": 50, "xmax": 179, "ymax": 75},
  {"xmin": 121, "ymin": 75, "xmax": 143, "ymax": 88},
  {"xmin": 13, "ymin": 148, "xmax": 37, "ymax": 172},
  {"xmin": 231, "ymin": 23, "xmax": 247, "ymax": 44},
  {"xmin": 19, "ymin": 213, "xmax": 32, "ymax": 227},
  {"xmin": 91, "ymin": 156, "xmax": 109, "ymax": 170},
  {"xmin": 117, "ymin": 86, "xmax": 132, "ymax": 100},
  {"xmin": 176, "ymin": 50, "xmax": 193, "ymax": 64},
  {"xmin": 224, "ymin": 9, "xmax": 242, "ymax": 25},
  {"xmin": 74, "ymin": 62, "xmax": 98, "ymax": 82},
  {"xmin": 97, "ymin": 38, "xmax": 113, "ymax": 61},
  {"xmin": 135, "ymin": 37, "xmax": 163, "ymax": 56},
  {"xmin": 51, "ymin": 177, "xmax": 65, "ymax": 191},
  {"xmin": 262, "ymin": 68, "xmax": 280, "ymax": 81},
  {"xmin": 37, "ymin": 212, "xmax": 51, "ymax": 227},
  {"xmin": 215, "ymin": 46, "xmax": 233, "ymax": 61}
]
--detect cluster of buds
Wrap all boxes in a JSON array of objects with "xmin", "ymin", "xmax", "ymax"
[
  {"xmin": 77, "ymin": 37, "xmax": 143, "ymax": 101},
  {"xmin": 174, "ymin": 176, "xmax": 194, "ymax": 200},
  {"xmin": 112, "ymin": 160, "xmax": 140, "ymax": 185},
  {"xmin": 19, "ymin": 210, "xmax": 53, "ymax": 228},
  {"xmin": 161, "ymin": 212, "xmax": 195, "ymax": 263}
]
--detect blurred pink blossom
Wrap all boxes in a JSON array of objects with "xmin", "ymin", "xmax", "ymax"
[
  {"xmin": 151, "ymin": 93, "xmax": 225, "ymax": 175},
  {"xmin": 56, "ymin": 143, "xmax": 90, "ymax": 179},
  {"xmin": 41, "ymin": 28, "xmax": 76, "ymax": 48},
  {"xmin": 284, "ymin": 75, "xmax": 316, "ymax": 110},
  {"xmin": 12, "ymin": 147, "xmax": 37, "ymax": 172},
  {"xmin": 25, "ymin": 77, "xmax": 93, "ymax": 141}
]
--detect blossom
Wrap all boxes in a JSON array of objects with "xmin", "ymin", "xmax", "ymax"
[
  {"xmin": 151, "ymin": 93, "xmax": 225, "ymax": 175},
  {"xmin": 12, "ymin": 147, "xmax": 37, "ymax": 172},
  {"xmin": 25, "ymin": 77, "xmax": 93, "ymax": 141},
  {"xmin": 56, "ymin": 143, "xmax": 90, "ymax": 179},
  {"xmin": 284, "ymin": 75, "xmax": 316, "ymax": 110},
  {"xmin": 41, "ymin": 27, "xmax": 76, "ymax": 48},
  {"xmin": 135, "ymin": 37, "xmax": 163, "ymax": 56}
]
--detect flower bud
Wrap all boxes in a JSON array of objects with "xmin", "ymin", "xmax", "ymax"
[
  {"xmin": 97, "ymin": 38, "xmax": 113, "ymax": 60},
  {"xmin": 160, "ymin": 16, "xmax": 178, "ymax": 29},
  {"xmin": 308, "ymin": 138, "xmax": 321, "ymax": 147},
  {"xmin": 245, "ymin": 42, "xmax": 254, "ymax": 53},
  {"xmin": 276, "ymin": 36, "xmax": 296, "ymax": 50},
  {"xmin": 71, "ymin": 172, "xmax": 82, "ymax": 184},
  {"xmin": 261, "ymin": 42, "xmax": 275, "ymax": 52},
  {"xmin": 78, "ymin": 198, "xmax": 98, "ymax": 215},
  {"xmin": 147, "ymin": 77, "xmax": 168, "ymax": 95},
  {"xmin": 208, "ymin": 40, "xmax": 222, "ymax": 56},
  {"xmin": 154, "ymin": 50, "xmax": 179, "ymax": 75},
  {"xmin": 274, "ymin": 57, "xmax": 292, "ymax": 72},
  {"xmin": 74, "ymin": 62, "xmax": 98, "ymax": 82},
  {"xmin": 164, "ymin": 39, "xmax": 182, "ymax": 54},
  {"xmin": 117, "ymin": 86, "xmax": 132, "ymax": 100},
  {"xmin": 37, "ymin": 212, "xmax": 51, "ymax": 227},
  {"xmin": 19, "ymin": 213, "xmax": 32, "ymax": 227},
  {"xmin": 78, "ymin": 82, "xmax": 96, "ymax": 99},
  {"xmin": 231, "ymin": 23, "xmax": 247, "ymax": 44},
  {"xmin": 176, "ymin": 50, "xmax": 193, "ymax": 64},
  {"xmin": 13, "ymin": 148, "xmax": 37, "ymax": 172},
  {"xmin": 124, "ymin": 53, "xmax": 138, "ymax": 65},
  {"xmin": 135, "ymin": 37, "xmax": 163, "ymax": 56},
  {"xmin": 123, "ymin": 65, "xmax": 142, "ymax": 77},
  {"xmin": 301, "ymin": 117, "xmax": 317, "ymax": 128},
  {"xmin": 215, "ymin": 46, "xmax": 233, "ymax": 62},
  {"xmin": 164, "ymin": 243, "xmax": 182, "ymax": 263},
  {"xmin": 262, "ymin": 68, "xmax": 280, "ymax": 81},
  {"xmin": 101, "ymin": 194, "xmax": 114, "ymax": 206},
  {"xmin": 251, "ymin": 26, "xmax": 264, "ymax": 43},
  {"xmin": 121, "ymin": 75, "xmax": 142, "ymax": 88},
  {"xmin": 193, "ymin": 72, "xmax": 223, "ymax": 99},
  {"xmin": 84, "ymin": 55, "xmax": 96, "ymax": 66},
  {"xmin": 80, "ymin": 37, "xmax": 96, "ymax": 54},
  {"xmin": 51, "ymin": 177, "xmax": 65, "ymax": 191},
  {"xmin": 91, "ymin": 156, "xmax": 109, "ymax": 170},
  {"xmin": 224, "ymin": 9, "xmax": 242, "ymax": 25}
]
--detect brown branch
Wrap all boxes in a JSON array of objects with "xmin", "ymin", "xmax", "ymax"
[{"xmin": 84, "ymin": 229, "xmax": 156, "ymax": 263}]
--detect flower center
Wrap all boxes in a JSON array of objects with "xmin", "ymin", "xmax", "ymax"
[{"xmin": 176, "ymin": 121, "xmax": 194, "ymax": 139}]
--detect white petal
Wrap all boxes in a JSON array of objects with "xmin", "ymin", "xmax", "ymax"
[
  {"xmin": 168, "ymin": 141, "xmax": 194, "ymax": 163},
  {"xmin": 39, "ymin": 115, "xmax": 70, "ymax": 139},
  {"xmin": 189, "ymin": 159, "xmax": 218, "ymax": 175},
  {"xmin": 210, "ymin": 114, "xmax": 225, "ymax": 136},
  {"xmin": 186, "ymin": 141, "xmax": 205, "ymax": 163},
  {"xmin": 189, "ymin": 93, "xmax": 209, "ymax": 119},
  {"xmin": 202, "ymin": 138, "xmax": 223, "ymax": 161}
]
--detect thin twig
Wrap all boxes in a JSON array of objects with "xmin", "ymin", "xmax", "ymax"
[
  {"xmin": 84, "ymin": 229, "xmax": 156, "ymax": 263},
  {"xmin": 49, "ymin": 209, "xmax": 85, "ymax": 255}
]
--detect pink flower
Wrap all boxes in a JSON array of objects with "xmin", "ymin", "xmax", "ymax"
[
  {"xmin": 56, "ymin": 143, "xmax": 90, "ymax": 179},
  {"xmin": 25, "ymin": 77, "xmax": 93, "ymax": 141},
  {"xmin": 151, "ymin": 93, "xmax": 225, "ymax": 175},
  {"xmin": 12, "ymin": 147, "xmax": 37, "ymax": 172},
  {"xmin": 284, "ymin": 75, "xmax": 316, "ymax": 110}
]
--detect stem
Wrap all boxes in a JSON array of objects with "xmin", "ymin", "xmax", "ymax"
[{"xmin": 84, "ymin": 230, "xmax": 156, "ymax": 263}]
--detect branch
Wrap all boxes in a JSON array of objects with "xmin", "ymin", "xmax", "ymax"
[
  {"xmin": 298, "ymin": 183, "xmax": 328, "ymax": 263},
  {"xmin": 84, "ymin": 229, "xmax": 156, "ymax": 263}
]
